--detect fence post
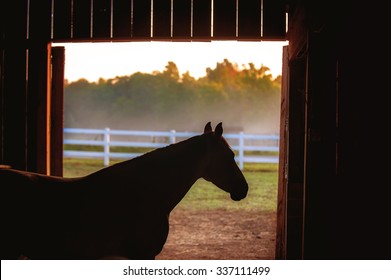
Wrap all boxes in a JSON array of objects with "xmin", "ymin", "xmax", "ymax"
[
  {"xmin": 238, "ymin": 132, "xmax": 244, "ymax": 170},
  {"xmin": 170, "ymin": 130, "xmax": 176, "ymax": 144},
  {"xmin": 104, "ymin": 128, "xmax": 110, "ymax": 166}
]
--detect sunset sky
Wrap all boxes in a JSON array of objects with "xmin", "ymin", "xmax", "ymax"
[{"xmin": 53, "ymin": 41, "xmax": 288, "ymax": 83}]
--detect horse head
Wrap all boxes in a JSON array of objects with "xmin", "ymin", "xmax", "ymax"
[{"xmin": 202, "ymin": 122, "xmax": 248, "ymax": 201}]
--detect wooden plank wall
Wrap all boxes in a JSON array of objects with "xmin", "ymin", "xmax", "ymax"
[
  {"xmin": 50, "ymin": 0, "xmax": 286, "ymax": 41},
  {"xmin": 1, "ymin": 0, "xmax": 54, "ymax": 173},
  {"xmin": 1, "ymin": 0, "xmax": 29, "ymax": 170}
]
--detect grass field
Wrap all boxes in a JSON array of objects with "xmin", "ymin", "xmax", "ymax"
[{"xmin": 63, "ymin": 158, "xmax": 278, "ymax": 212}]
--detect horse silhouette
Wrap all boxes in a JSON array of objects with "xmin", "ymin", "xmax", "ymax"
[{"xmin": 0, "ymin": 122, "xmax": 248, "ymax": 260}]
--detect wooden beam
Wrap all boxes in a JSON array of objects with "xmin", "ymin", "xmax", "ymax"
[
  {"xmin": 50, "ymin": 47, "xmax": 65, "ymax": 177},
  {"xmin": 27, "ymin": 0, "xmax": 52, "ymax": 174},
  {"xmin": 27, "ymin": 44, "xmax": 51, "ymax": 174}
]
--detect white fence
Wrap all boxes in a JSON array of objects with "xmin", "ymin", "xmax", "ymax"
[{"xmin": 63, "ymin": 128, "xmax": 279, "ymax": 169}]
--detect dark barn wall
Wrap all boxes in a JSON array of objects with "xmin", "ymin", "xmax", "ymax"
[
  {"xmin": 332, "ymin": 4, "xmax": 390, "ymax": 259},
  {"xmin": 281, "ymin": 1, "xmax": 391, "ymax": 259}
]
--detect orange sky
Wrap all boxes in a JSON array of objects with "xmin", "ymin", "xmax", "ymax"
[{"xmin": 53, "ymin": 41, "xmax": 288, "ymax": 83}]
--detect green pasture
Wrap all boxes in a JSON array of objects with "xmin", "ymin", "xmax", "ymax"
[{"xmin": 63, "ymin": 159, "xmax": 278, "ymax": 213}]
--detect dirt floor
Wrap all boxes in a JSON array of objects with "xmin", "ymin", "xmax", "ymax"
[{"xmin": 156, "ymin": 208, "xmax": 276, "ymax": 260}]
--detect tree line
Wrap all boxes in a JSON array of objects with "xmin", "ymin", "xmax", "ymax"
[{"xmin": 64, "ymin": 59, "xmax": 281, "ymax": 133}]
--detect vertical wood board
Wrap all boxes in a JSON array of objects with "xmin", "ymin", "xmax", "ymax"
[
  {"xmin": 263, "ymin": 0, "xmax": 286, "ymax": 39},
  {"xmin": 112, "ymin": 0, "xmax": 132, "ymax": 38},
  {"xmin": 73, "ymin": 0, "xmax": 92, "ymax": 39},
  {"xmin": 53, "ymin": 0, "xmax": 72, "ymax": 40},
  {"xmin": 93, "ymin": 0, "xmax": 112, "ymax": 38},
  {"xmin": 153, "ymin": 0, "xmax": 171, "ymax": 38},
  {"xmin": 27, "ymin": 44, "xmax": 51, "ymax": 174},
  {"xmin": 213, "ymin": 0, "xmax": 236, "ymax": 38},
  {"xmin": 173, "ymin": 0, "xmax": 191, "ymax": 38},
  {"xmin": 193, "ymin": 0, "xmax": 211, "ymax": 39},
  {"xmin": 275, "ymin": 45, "xmax": 289, "ymax": 259},
  {"xmin": 2, "ymin": 1, "xmax": 29, "ymax": 169},
  {"xmin": 50, "ymin": 47, "xmax": 65, "ymax": 176},
  {"xmin": 238, "ymin": 0, "xmax": 261, "ymax": 38},
  {"xmin": 133, "ymin": 0, "xmax": 152, "ymax": 39},
  {"xmin": 2, "ymin": 47, "xmax": 28, "ymax": 170},
  {"xmin": 28, "ymin": 0, "xmax": 52, "ymax": 40}
]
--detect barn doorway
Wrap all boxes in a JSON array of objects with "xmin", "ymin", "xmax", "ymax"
[{"xmin": 53, "ymin": 40, "xmax": 287, "ymax": 259}]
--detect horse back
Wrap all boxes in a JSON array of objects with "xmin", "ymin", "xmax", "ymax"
[
  {"xmin": 1, "ymin": 168, "xmax": 86, "ymax": 210},
  {"xmin": 0, "ymin": 168, "xmax": 169, "ymax": 259},
  {"xmin": 0, "ymin": 169, "xmax": 89, "ymax": 259}
]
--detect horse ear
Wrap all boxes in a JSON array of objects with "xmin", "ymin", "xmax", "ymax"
[
  {"xmin": 204, "ymin": 122, "xmax": 212, "ymax": 134},
  {"xmin": 215, "ymin": 122, "xmax": 223, "ymax": 137}
]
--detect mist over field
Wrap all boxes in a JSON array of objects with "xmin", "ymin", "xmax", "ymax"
[{"xmin": 64, "ymin": 60, "xmax": 281, "ymax": 134}]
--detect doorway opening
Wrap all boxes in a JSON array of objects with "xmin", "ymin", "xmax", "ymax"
[{"xmin": 53, "ymin": 40, "xmax": 287, "ymax": 259}]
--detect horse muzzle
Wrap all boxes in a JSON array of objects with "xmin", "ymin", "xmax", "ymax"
[{"xmin": 230, "ymin": 183, "xmax": 248, "ymax": 201}]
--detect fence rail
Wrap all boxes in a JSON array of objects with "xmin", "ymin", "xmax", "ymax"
[{"xmin": 64, "ymin": 128, "xmax": 279, "ymax": 169}]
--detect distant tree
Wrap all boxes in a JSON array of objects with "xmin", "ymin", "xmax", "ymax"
[
  {"xmin": 64, "ymin": 59, "xmax": 281, "ymax": 133},
  {"xmin": 162, "ymin": 61, "xmax": 180, "ymax": 81}
]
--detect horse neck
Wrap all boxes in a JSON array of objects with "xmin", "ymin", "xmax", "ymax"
[
  {"xmin": 90, "ymin": 134, "xmax": 209, "ymax": 214},
  {"xmin": 152, "ymin": 135, "xmax": 209, "ymax": 213}
]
